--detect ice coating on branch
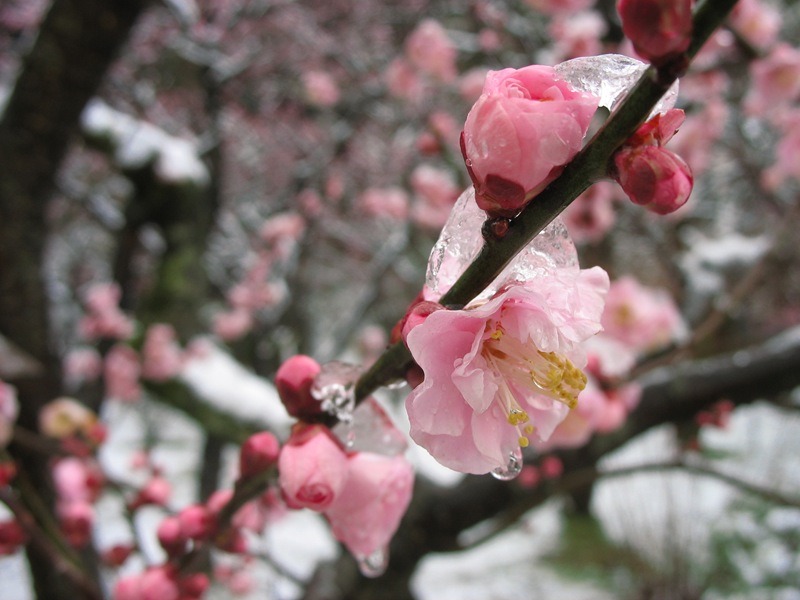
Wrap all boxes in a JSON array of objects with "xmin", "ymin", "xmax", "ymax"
[
  {"xmin": 310, "ymin": 361, "xmax": 361, "ymax": 423},
  {"xmin": 332, "ymin": 398, "xmax": 408, "ymax": 456},
  {"xmin": 425, "ymin": 187, "xmax": 578, "ymax": 301},
  {"xmin": 554, "ymin": 54, "xmax": 679, "ymax": 117}
]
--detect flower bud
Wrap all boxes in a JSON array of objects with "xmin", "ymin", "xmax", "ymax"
[
  {"xmin": 239, "ymin": 431, "xmax": 280, "ymax": 479},
  {"xmin": 278, "ymin": 425, "xmax": 348, "ymax": 511},
  {"xmin": 156, "ymin": 516, "xmax": 187, "ymax": 557},
  {"xmin": 612, "ymin": 145, "xmax": 693, "ymax": 214},
  {"xmin": 617, "ymin": 0, "xmax": 693, "ymax": 65},
  {"xmin": 275, "ymin": 355, "xmax": 322, "ymax": 420},
  {"xmin": 461, "ymin": 65, "xmax": 598, "ymax": 217}
]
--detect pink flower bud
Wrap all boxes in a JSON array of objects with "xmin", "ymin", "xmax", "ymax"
[
  {"xmin": 59, "ymin": 501, "xmax": 94, "ymax": 547},
  {"xmin": 0, "ymin": 519, "xmax": 27, "ymax": 555},
  {"xmin": 275, "ymin": 355, "xmax": 322, "ymax": 420},
  {"xmin": 461, "ymin": 65, "xmax": 598, "ymax": 217},
  {"xmin": 540, "ymin": 455, "xmax": 564, "ymax": 479},
  {"xmin": 239, "ymin": 431, "xmax": 280, "ymax": 479},
  {"xmin": 100, "ymin": 543, "xmax": 134, "ymax": 567},
  {"xmin": 157, "ymin": 516, "xmax": 186, "ymax": 556},
  {"xmin": 612, "ymin": 145, "xmax": 693, "ymax": 214},
  {"xmin": 617, "ymin": 0, "xmax": 693, "ymax": 65},
  {"xmin": 278, "ymin": 425, "xmax": 348, "ymax": 511},
  {"xmin": 400, "ymin": 301, "xmax": 444, "ymax": 345},
  {"xmin": 179, "ymin": 572, "xmax": 210, "ymax": 599},
  {"xmin": 178, "ymin": 504, "xmax": 216, "ymax": 541}
]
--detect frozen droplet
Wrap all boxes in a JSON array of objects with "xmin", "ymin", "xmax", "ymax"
[
  {"xmin": 425, "ymin": 187, "xmax": 578, "ymax": 301},
  {"xmin": 356, "ymin": 546, "xmax": 389, "ymax": 578},
  {"xmin": 555, "ymin": 54, "xmax": 679, "ymax": 117},
  {"xmin": 491, "ymin": 447, "xmax": 523, "ymax": 481},
  {"xmin": 311, "ymin": 361, "xmax": 361, "ymax": 423}
]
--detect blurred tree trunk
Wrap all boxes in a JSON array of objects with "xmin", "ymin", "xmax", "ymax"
[{"xmin": 0, "ymin": 1, "xmax": 150, "ymax": 598}]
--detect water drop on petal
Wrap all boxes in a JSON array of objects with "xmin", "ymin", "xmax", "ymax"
[
  {"xmin": 356, "ymin": 546, "xmax": 389, "ymax": 578},
  {"xmin": 491, "ymin": 447, "xmax": 524, "ymax": 481}
]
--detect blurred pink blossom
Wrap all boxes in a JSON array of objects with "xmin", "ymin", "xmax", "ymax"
[
  {"xmin": 38, "ymin": 397, "xmax": 97, "ymax": 440},
  {"xmin": 213, "ymin": 308, "xmax": 253, "ymax": 341},
  {"xmin": 104, "ymin": 344, "xmax": 141, "ymax": 402},
  {"xmin": 524, "ymin": 0, "xmax": 594, "ymax": 15},
  {"xmin": 729, "ymin": 0, "xmax": 781, "ymax": 51},
  {"xmin": 549, "ymin": 11, "xmax": 607, "ymax": 62},
  {"xmin": 409, "ymin": 165, "xmax": 460, "ymax": 230},
  {"xmin": 762, "ymin": 110, "xmax": 800, "ymax": 190},
  {"xmin": 618, "ymin": 0, "xmax": 693, "ymax": 65},
  {"xmin": 601, "ymin": 276, "xmax": 686, "ymax": 354},
  {"xmin": 302, "ymin": 70, "xmax": 340, "ymax": 107},
  {"xmin": 404, "ymin": 19, "xmax": 457, "ymax": 82},
  {"xmin": 744, "ymin": 43, "xmax": 800, "ymax": 116},
  {"xmin": 357, "ymin": 186, "xmax": 410, "ymax": 221},
  {"xmin": 141, "ymin": 324, "xmax": 183, "ymax": 382},
  {"xmin": 562, "ymin": 181, "xmax": 618, "ymax": 244},
  {"xmin": 461, "ymin": 65, "xmax": 598, "ymax": 217},
  {"xmin": 63, "ymin": 347, "xmax": 103, "ymax": 387},
  {"xmin": 405, "ymin": 268, "xmax": 608, "ymax": 474},
  {"xmin": 79, "ymin": 283, "xmax": 135, "ymax": 341}
]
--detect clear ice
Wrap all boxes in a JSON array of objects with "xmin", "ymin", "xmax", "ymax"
[
  {"xmin": 311, "ymin": 361, "xmax": 362, "ymax": 423},
  {"xmin": 554, "ymin": 54, "xmax": 679, "ymax": 117},
  {"xmin": 425, "ymin": 187, "xmax": 578, "ymax": 302},
  {"xmin": 356, "ymin": 546, "xmax": 389, "ymax": 578}
]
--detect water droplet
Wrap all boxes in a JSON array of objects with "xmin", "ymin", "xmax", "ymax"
[
  {"xmin": 356, "ymin": 546, "xmax": 389, "ymax": 578},
  {"xmin": 491, "ymin": 447, "xmax": 523, "ymax": 481}
]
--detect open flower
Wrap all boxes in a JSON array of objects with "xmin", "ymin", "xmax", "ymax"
[
  {"xmin": 405, "ymin": 267, "xmax": 608, "ymax": 474},
  {"xmin": 461, "ymin": 65, "xmax": 598, "ymax": 217}
]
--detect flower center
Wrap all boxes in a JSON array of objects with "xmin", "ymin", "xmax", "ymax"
[{"xmin": 482, "ymin": 321, "xmax": 587, "ymax": 447}]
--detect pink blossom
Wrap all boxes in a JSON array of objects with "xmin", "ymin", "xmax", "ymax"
[
  {"xmin": 601, "ymin": 276, "xmax": 686, "ymax": 354},
  {"xmin": 78, "ymin": 283, "xmax": 135, "ymax": 341},
  {"xmin": 385, "ymin": 58, "xmax": 427, "ymax": 104},
  {"xmin": 410, "ymin": 165, "xmax": 461, "ymax": 230},
  {"xmin": 302, "ymin": 70, "xmax": 340, "ymax": 107},
  {"xmin": 762, "ymin": 110, "xmax": 800, "ymax": 190},
  {"xmin": 404, "ymin": 19, "xmax": 457, "ymax": 83},
  {"xmin": 524, "ymin": 0, "xmax": 594, "ymax": 15},
  {"xmin": 212, "ymin": 308, "xmax": 253, "ymax": 341},
  {"xmin": 113, "ymin": 567, "xmax": 180, "ymax": 600},
  {"xmin": 549, "ymin": 11, "xmax": 607, "ymax": 62},
  {"xmin": 668, "ymin": 101, "xmax": 728, "ymax": 176},
  {"xmin": 617, "ymin": 0, "xmax": 693, "ymax": 65},
  {"xmin": 458, "ymin": 68, "xmax": 490, "ymax": 102},
  {"xmin": 405, "ymin": 268, "xmax": 608, "ymax": 474},
  {"xmin": 63, "ymin": 347, "xmax": 103, "ymax": 387},
  {"xmin": 729, "ymin": 0, "xmax": 781, "ymax": 51},
  {"xmin": 324, "ymin": 452, "xmax": 414, "ymax": 558},
  {"xmin": 562, "ymin": 181, "xmax": 618, "ymax": 244},
  {"xmin": 0, "ymin": 381, "xmax": 18, "ymax": 448},
  {"xmin": 278, "ymin": 425, "xmax": 349, "ymax": 510},
  {"xmin": 129, "ymin": 474, "xmax": 172, "ymax": 509},
  {"xmin": 461, "ymin": 65, "xmax": 598, "ymax": 217},
  {"xmin": 104, "ymin": 344, "xmax": 141, "ymax": 401},
  {"xmin": 156, "ymin": 516, "xmax": 186, "ymax": 556},
  {"xmin": 540, "ymin": 455, "xmax": 563, "ymax": 479},
  {"xmin": 357, "ymin": 187, "xmax": 410, "ymax": 221},
  {"xmin": 141, "ymin": 324, "xmax": 183, "ymax": 381},
  {"xmin": 53, "ymin": 457, "xmax": 103, "ymax": 505},
  {"xmin": 744, "ymin": 43, "xmax": 800, "ymax": 116}
]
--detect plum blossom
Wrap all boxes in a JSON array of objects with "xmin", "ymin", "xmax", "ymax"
[
  {"xmin": 405, "ymin": 267, "xmax": 608, "ymax": 474},
  {"xmin": 601, "ymin": 276, "xmax": 687, "ymax": 353},
  {"xmin": 78, "ymin": 283, "xmax": 135, "ymax": 341},
  {"xmin": 562, "ymin": 181, "xmax": 619, "ymax": 244},
  {"xmin": 404, "ymin": 19, "xmax": 457, "ymax": 83},
  {"xmin": 104, "ymin": 344, "xmax": 141, "ymax": 401},
  {"xmin": 461, "ymin": 65, "xmax": 598, "ymax": 217},
  {"xmin": 612, "ymin": 109, "xmax": 694, "ymax": 214},
  {"xmin": 324, "ymin": 453, "xmax": 414, "ymax": 559},
  {"xmin": 278, "ymin": 425, "xmax": 349, "ymax": 511},
  {"xmin": 617, "ymin": 0, "xmax": 693, "ymax": 66},
  {"xmin": 141, "ymin": 324, "xmax": 183, "ymax": 381}
]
